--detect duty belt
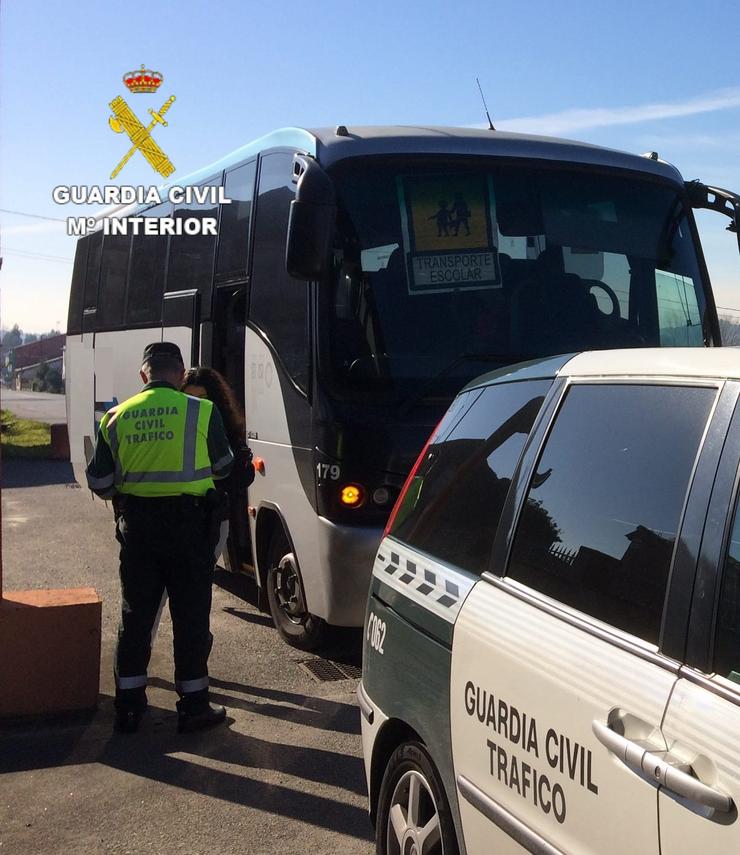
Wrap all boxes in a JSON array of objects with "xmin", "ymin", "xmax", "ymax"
[{"xmin": 122, "ymin": 494, "xmax": 208, "ymax": 508}]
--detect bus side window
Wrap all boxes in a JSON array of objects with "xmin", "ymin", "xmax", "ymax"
[
  {"xmin": 216, "ymin": 160, "xmax": 257, "ymax": 283},
  {"xmin": 166, "ymin": 176, "xmax": 220, "ymax": 318},
  {"xmin": 126, "ymin": 203, "xmax": 170, "ymax": 326},
  {"xmin": 82, "ymin": 231, "xmax": 103, "ymax": 332},
  {"xmin": 97, "ymin": 233, "xmax": 131, "ymax": 329},
  {"xmin": 250, "ymin": 152, "xmax": 309, "ymax": 393},
  {"xmin": 67, "ymin": 235, "xmax": 90, "ymax": 335}
]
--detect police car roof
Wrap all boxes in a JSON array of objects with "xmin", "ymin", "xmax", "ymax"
[{"xmin": 463, "ymin": 348, "xmax": 740, "ymax": 391}]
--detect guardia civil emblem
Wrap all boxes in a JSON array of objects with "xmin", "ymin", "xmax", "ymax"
[{"xmin": 108, "ymin": 64, "xmax": 176, "ymax": 179}]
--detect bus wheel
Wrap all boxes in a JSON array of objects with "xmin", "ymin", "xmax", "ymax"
[
  {"xmin": 266, "ymin": 528, "xmax": 326, "ymax": 650},
  {"xmin": 376, "ymin": 741, "xmax": 458, "ymax": 855}
]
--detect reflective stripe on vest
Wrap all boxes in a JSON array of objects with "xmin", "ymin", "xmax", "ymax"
[
  {"xmin": 102, "ymin": 388, "xmax": 216, "ymax": 496},
  {"xmin": 86, "ymin": 471, "xmax": 115, "ymax": 490}
]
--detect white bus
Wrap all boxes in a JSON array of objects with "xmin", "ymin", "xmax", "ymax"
[{"xmin": 66, "ymin": 125, "xmax": 740, "ymax": 649}]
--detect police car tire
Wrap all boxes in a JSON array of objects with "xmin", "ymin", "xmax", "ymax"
[
  {"xmin": 376, "ymin": 741, "xmax": 459, "ymax": 855},
  {"xmin": 266, "ymin": 528, "xmax": 327, "ymax": 651}
]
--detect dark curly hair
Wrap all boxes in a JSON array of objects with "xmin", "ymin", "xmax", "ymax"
[{"xmin": 182, "ymin": 367, "xmax": 246, "ymax": 448}]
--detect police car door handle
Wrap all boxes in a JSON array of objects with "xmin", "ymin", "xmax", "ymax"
[
  {"xmin": 592, "ymin": 721, "xmax": 733, "ymax": 813},
  {"xmin": 592, "ymin": 720, "xmax": 648, "ymax": 773},
  {"xmin": 658, "ymin": 760, "xmax": 733, "ymax": 813}
]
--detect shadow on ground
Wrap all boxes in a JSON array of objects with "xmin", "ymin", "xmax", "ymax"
[
  {"xmin": 0, "ymin": 691, "xmax": 372, "ymax": 841},
  {"xmin": 1, "ymin": 458, "xmax": 77, "ymax": 488},
  {"xmin": 213, "ymin": 568, "xmax": 364, "ymax": 667}
]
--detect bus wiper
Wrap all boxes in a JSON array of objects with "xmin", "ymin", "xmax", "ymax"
[{"xmin": 398, "ymin": 352, "xmax": 527, "ymax": 416}]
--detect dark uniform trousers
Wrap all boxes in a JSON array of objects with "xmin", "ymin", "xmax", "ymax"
[{"xmin": 114, "ymin": 495, "xmax": 216, "ymax": 714}]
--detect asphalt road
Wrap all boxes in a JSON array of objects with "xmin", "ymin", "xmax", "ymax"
[
  {"xmin": 0, "ymin": 459, "xmax": 374, "ymax": 855},
  {"xmin": 1, "ymin": 388, "xmax": 66, "ymax": 424}
]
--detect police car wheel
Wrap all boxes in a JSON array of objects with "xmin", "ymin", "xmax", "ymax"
[
  {"xmin": 377, "ymin": 741, "xmax": 458, "ymax": 855},
  {"xmin": 266, "ymin": 529, "xmax": 326, "ymax": 651}
]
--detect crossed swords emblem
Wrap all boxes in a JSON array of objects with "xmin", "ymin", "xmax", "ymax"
[{"xmin": 108, "ymin": 95, "xmax": 176, "ymax": 179}]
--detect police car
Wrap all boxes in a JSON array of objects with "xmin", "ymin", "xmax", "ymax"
[{"xmin": 359, "ymin": 348, "xmax": 740, "ymax": 854}]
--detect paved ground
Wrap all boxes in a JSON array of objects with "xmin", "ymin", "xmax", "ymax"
[
  {"xmin": 1, "ymin": 388, "xmax": 66, "ymax": 424},
  {"xmin": 0, "ymin": 459, "xmax": 374, "ymax": 855}
]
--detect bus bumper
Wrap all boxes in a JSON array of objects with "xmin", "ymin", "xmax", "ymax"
[{"xmin": 316, "ymin": 517, "xmax": 383, "ymax": 627}]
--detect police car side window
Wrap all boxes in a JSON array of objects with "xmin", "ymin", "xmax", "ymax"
[
  {"xmin": 390, "ymin": 380, "xmax": 551, "ymax": 576},
  {"xmin": 714, "ymin": 499, "xmax": 740, "ymax": 682},
  {"xmin": 507, "ymin": 383, "xmax": 715, "ymax": 644}
]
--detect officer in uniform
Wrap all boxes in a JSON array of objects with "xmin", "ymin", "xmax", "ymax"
[{"xmin": 86, "ymin": 342, "xmax": 234, "ymax": 734}]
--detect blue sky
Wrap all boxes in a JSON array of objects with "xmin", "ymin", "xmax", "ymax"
[{"xmin": 3, "ymin": 0, "xmax": 740, "ymax": 331}]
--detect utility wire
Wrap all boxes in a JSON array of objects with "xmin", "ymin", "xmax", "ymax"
[
  {"xmin": 3, "ymin": 248, "xmax": 73, "ymax": 264},
  {"xmin": 0, "ymin": 208, "xmax": 67, "ymax": 223}
]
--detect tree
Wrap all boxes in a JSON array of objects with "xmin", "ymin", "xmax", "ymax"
[
  {"xmin": 34, "ymin": 361, "xmax": 63, "ymax": 394},
  {"xmin": 2, "ymin": 324, "xmax": 22, "ymax": 350},
  {"xmin": 23, "ymin": 333, "xmax": 39, "ymax": 344},
  {"xmin": 1, "ymin": 324, "xmax": 23, "ymax": 385},
  {"xmin": 46, "ymin": 369, "xmax": 63, "ymax": 393},
  {"xmin": 719, "ymin": 313, "xmax": 740, "ymax": 346},
  {"xmin": 33, "ymin": 361, "xmax": 49, "ymax": 392}
]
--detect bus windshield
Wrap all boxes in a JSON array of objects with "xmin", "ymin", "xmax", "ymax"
[{"xmin": 323, "ymin": 158, "xmax": 708, "ymax": 403}]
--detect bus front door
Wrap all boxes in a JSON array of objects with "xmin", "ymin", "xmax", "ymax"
[
  {"xmin": 212, "ymin": 283, "xmax": 254, "ymax": 575},
  {"xmin": 162, "ymin": 288, "xmax": 201, "ymax": 367}
]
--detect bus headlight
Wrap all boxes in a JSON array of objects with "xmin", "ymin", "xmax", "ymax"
[{"xmin": 340, "ymin": 484, "xmax": 365, "ymax": 508}]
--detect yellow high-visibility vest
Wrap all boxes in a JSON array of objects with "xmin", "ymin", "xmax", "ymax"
[{"xmin": 101, "ymin": 386, "xmax": 216, "ymax": 497}]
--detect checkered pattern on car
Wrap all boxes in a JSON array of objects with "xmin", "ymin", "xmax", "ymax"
[{"xmin": 374, "ymin": 540, "xmax": 473, "ymax": 622}]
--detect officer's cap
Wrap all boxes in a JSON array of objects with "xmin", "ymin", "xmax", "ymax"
[{"xmin": 142, "ymin": 342, "xmax": 184, "ymax": 367}]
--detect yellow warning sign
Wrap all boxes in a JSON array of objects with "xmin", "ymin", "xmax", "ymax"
[
  {"xmin": 408, "ymin": 175, "xmax": 490, "ymax": 252},
  {"xmin": 401, "ymin": 174, "xmax": 500, "ymax": 293}
]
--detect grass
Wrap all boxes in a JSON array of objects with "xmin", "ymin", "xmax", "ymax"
[{"xmin": 0, "ymin": 409, "xmax": 51, "ymax": 458}]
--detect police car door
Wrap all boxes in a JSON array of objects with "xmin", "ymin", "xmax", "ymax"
[
  {"xmin": 658, "ymin": 393, "xmax": 740, "ymax": 852},
  {"xmin": 451, "ymin": 379, "xmax": 724, "ymax": 854}
]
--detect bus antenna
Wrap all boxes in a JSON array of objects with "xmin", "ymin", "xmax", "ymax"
[{"xmin": 476, "ymin": 77, "xmax": 495, "ymax": 131}]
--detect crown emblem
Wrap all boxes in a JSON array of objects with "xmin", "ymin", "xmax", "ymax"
[{"xmin": 123, "ymin": 64, "xmax": 163, "ymax": 94}]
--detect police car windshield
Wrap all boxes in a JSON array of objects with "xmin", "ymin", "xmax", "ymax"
[{"xmin": 322, "ymin": 157, "xmax": 707, "ymax": 404}]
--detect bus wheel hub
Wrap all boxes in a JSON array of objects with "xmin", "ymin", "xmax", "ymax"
[{"xmin": 275, "ymin": 553, "xmax": 306, "ymax": 621}]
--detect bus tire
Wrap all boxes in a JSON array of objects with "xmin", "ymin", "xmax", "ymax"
[
  {"xmin": 376, "ymin": 741, "xmax": 458, "ymax": 855},
  {"xmin": 266, "ymin": 527, "xmax": 326, "ymax": 650}
]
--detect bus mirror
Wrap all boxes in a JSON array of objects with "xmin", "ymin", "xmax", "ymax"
[
  {"xmin": 286, "ymin": 157, "xmax": 336, "ymax": 280},
  {"xmin": 686, "ymin": 180, "xmax": 740, "ymax": 255}
]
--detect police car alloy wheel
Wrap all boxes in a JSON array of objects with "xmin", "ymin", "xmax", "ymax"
[
  {"xmin": 266, "ymin": 527, "xmax": 326, "ymax": 650},
  {"xmin": 377, "ymin": 742, "xmax": 458, "ymax": 855}
]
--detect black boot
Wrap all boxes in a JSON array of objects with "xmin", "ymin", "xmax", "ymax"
[
  {"xmin": 115, "ymin": 708, "xmax": 143, "ymax": 734},
  {"xmin": 176, "ymin": 689, "xmax": 226, "ymax": 733},
  {"xmin": 177, "ymin": 703, "xmax": 227, "ymax": 733},
  {"xmin": 114, "ymin": 688, "xmax": 148, "ymax": 734}
]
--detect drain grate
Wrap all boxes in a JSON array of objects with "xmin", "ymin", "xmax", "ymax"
[
  {"xmin": 298, "ymin": 658, "xmax": 362, "ymax": 682},
  {"xmin": 340, "ymin": 663, "xmax": 362, "ymax": 679}
]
